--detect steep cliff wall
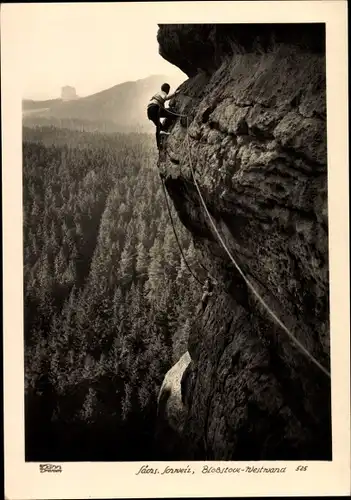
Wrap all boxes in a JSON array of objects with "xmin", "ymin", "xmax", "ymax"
[{"xmin": 157, "ymin": 24, "xmax": 330, "ymax": 460}]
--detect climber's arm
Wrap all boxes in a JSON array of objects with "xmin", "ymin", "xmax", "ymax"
[{"xmin": 165, "ymin": 92, "xmax": 177, "ymax": 101}]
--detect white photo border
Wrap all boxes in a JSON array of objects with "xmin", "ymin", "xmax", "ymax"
[{"xmin": 2, "ymin": 1, "xmax": 350, "ymax": 498}]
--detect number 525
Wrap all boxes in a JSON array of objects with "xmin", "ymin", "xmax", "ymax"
[{"xmin": 296, "ymin": 465, "xmax": 308, "ymax": 471}]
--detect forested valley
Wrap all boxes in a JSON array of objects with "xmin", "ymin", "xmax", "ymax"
[{"xmin": 23, "ymin": 125, "xmax": 202, "ymax": 461}]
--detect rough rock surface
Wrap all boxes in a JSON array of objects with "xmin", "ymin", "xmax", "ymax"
[{"xmin": 157, "ymin": 24, "xmax": 331, "ymax": 460}]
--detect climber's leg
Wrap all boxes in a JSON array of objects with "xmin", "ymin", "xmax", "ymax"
[
  {"xmin": 147, "ymin": 104, "xmax": 162, "ymax": 148},
  {"xmin": 147, "ymin": 104, "xmax": 160, "ymax": 127}
]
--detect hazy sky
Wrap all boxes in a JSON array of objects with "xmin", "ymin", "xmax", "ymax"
[{"xmin": 12, "ymin": 4, "xmax": 186, "ymax": 100}]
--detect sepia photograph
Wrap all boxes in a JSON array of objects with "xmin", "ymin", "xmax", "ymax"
[{"xmin": 2, "ymin": 1, "xmax": 350, "ymax": 498}]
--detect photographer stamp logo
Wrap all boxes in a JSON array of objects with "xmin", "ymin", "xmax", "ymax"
[{"xmin": 39, "ymin": 464, "xmax": 63, "ymax": 474}]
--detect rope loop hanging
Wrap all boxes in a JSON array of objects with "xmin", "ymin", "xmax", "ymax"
[{"xmin": 158, "ymin": 169, "xmax": 204, "ymax": 287}]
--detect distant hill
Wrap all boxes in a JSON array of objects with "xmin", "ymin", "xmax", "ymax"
[
  {"xmin": 22, "ymin": 75, "xmax": 185, "ymax": 133},
  {"xmin": 23, "ymin": 98, "xmax": 63, "ymax": 110}
]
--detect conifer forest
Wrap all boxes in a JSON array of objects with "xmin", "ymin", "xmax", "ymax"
[{"xmin": 23, "ymin": 126, "xmax": 201, "ymax": 461}]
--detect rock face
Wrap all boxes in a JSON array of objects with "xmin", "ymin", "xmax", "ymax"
[{"xmin": 157, "ymin": 24, "xmax": 331, "ymax": 460}]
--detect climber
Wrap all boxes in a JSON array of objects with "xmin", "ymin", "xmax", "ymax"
[
  {"xmin": 201, "ymin": 276, "xmax": 217, "ymax": 312},
  {"xmin": 147, "ymin": 83, "xmax": 177, "ymax": 148}
]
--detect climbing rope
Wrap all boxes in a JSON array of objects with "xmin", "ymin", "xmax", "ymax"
[
  {"xmin": 158, "ymin": 170, "xmax": 204, "ymax": 286},
  {"xmin": 159, "ymin": 104, "xmax": 188, "ymax": 118},
  {"xmin": 158, "ymin": 104, "xmax": 210, "ymax": 282},
  {"xmin": 159, "ymin": 103, "xmax": 214, "ymax": 279},
  {"xmin": 184, "ymin": 116, "xmax": 330, "ymax": 379},
  {"xmin": 158, "ymin": 102, "xmax": 331, "ymax": 379}
]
